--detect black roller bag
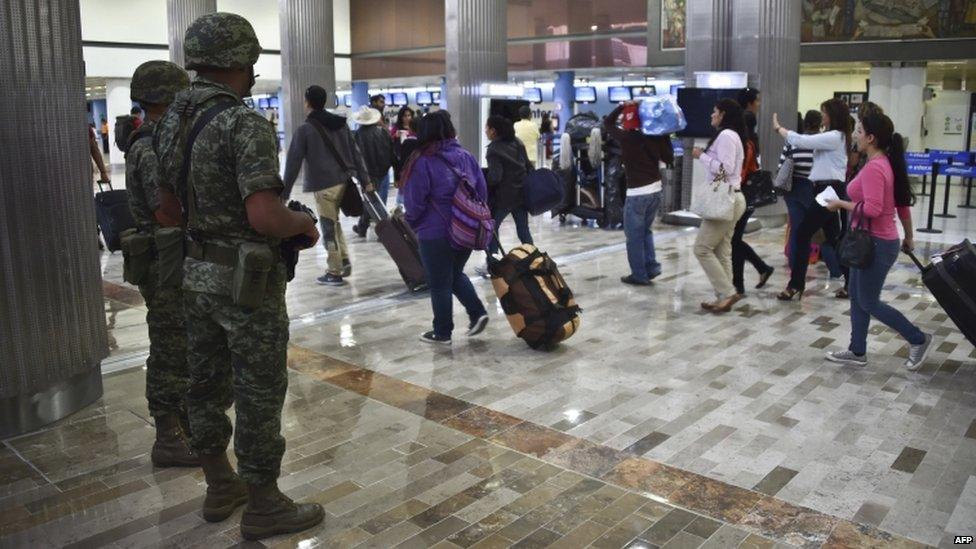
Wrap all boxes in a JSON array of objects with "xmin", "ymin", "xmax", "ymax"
[
  {"xmin": 362, "ymin": 190, "xmax": 427, "ymax": 292},
  {"xmin": 94, "ymin": 180, "xmax": 136, "ymax": 252},
  {"xmin": 906, "ymin": 239, "xmax": 976, "ymax": 346}
]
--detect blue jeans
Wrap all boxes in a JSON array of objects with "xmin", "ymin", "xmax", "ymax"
[
  {"xmin": 488, "ymin": 207, "xmax": 533, "ymax": 256},
  {"xmin": 784, "ymin": 178, "xmax": 842, "ymax": 277},
  {"xmin": 418, "ymin": 238, "xmax": 487, "ymax": 337},
  {"xmin": 623, "ymin": 192, "xmax": 662, "ymax": 282},
  {"xmin": 848, "ymin": 237, "xmax": 925, "ymax": 355}
]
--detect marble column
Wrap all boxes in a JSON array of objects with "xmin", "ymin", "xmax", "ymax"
[
  {"xmin": 892, "ymin": 64, "xmax": 926, "ymax": 152},
  {"xmin": 1, "ymin": 0, "xmax": 107, "ymax": 437},
  {"xmin": 445, "ymin": 0, "xmax": 507, "ymax": 150},
  {"xmin": 280, "ymin": 0, "xmax": 336, "ymax": 150},
  {"xmin": 553, "ymin": 71, "xmax": 575, "ymax": 137},
  {"xmin": 166, "ymin": 0, "xmax": 216, "ymax": 68}
]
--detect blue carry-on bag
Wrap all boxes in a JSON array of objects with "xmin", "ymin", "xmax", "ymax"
[{"xmin": 523, "ymin": 168, "xmax": 565, "ymax": 216}]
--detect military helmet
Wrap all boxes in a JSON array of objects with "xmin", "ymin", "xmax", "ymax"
[
  {"xmin": 183, "ymin": 12, "xmax": 261, "ymax": 70},
  {"xmin": 130, "ymin": 61, "xmax": 190, "ymax": 105}
]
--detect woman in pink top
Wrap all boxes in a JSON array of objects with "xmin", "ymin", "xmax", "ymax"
[
  {"xmin": 823, "ymin": 113, "xmax": 932, "ymax": 371},
  {"xmin": 691, "ymin": 99, "xmax": 748, "ymax": 313}
]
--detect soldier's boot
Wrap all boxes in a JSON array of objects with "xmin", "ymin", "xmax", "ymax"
[
  {"xmin": 240, "ymin": 482, "xmax": 324, "ymax": 540},
  {"xmin": 200, "ymin": 453, "xmax": 248, "ymax": 522},
  {"xmin": 151, "ymin": 414, "xmax": 200, "ymax": 468}
]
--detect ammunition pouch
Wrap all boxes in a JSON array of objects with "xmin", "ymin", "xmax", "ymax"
[
  {"xmin": 231, "ymin": 242, "xmax": 274, "ymax": 308},
  {"xmin": 120, "ymin": 229, "xmax": 154, "ymax": 286},
  {"xmin": 155, "ymin": 227, "xmax": 186, "ymax": 289}
]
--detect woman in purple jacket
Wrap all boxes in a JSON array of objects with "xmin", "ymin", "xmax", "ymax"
[{"xmin": 403, "ymin": 111, "xmax": 489, "ymax": 345}]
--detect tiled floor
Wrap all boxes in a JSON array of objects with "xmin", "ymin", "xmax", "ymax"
[{"xmin": 4, "ymin": 172, "xmax": 974, "ymax": 547}]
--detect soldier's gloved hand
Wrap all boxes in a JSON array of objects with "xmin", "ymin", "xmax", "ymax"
[{"xmin": 301, "ymin": 225, "xmax": 320, "ymax": 249}]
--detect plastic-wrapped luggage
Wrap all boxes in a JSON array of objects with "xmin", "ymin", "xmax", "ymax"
[{"xmin": 639, "ymin": 96, "xmax": 687, "ymax": 136}]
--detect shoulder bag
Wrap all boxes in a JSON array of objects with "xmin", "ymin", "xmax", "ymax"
[
  {"xmin": 838, "ymin": 202, "xmax": 875, "ymax": 269},
  {"xmin": 309, "ymin": 119, "xmax": 363, "ymax": 217},
  {"xmin": 690, "ymin": 163, "xmax": 736, "ymax": 221},
  {"xmin": 773, "ymin": 157, "xmax": 794, "ymax": 193}
]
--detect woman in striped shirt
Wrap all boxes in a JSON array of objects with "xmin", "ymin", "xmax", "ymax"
[{"xmin": 779, "ymin": 110, "xmax": 831, "ymax": 268}]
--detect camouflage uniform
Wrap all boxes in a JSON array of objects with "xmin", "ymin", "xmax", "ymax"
[
  {"xmin": 155, "ymin": 16, "xmax": 289, "ymax": 485},
  {"xmin": 125, "ymin": 119, "xmax": 190, "ymax": 418}
]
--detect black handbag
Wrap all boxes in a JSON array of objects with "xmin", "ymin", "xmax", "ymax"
[
  {"xmin": 742, "ymin": 170, "xmax": 777, "ymax": 208},
  {"xmin": 838, "ymin": 202, "xmax": 875, "ymax": 269}
]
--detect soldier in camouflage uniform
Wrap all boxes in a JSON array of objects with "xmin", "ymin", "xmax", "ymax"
[
  {"xmin": 154, "ymin": 13, "xmax": 323, "ymax": 539},
  {"xmin": 125, "ymin": 60, "xmax": 199, "ymax": 468}
]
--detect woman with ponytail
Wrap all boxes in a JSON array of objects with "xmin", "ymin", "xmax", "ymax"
[{"xmin": 820, "ymin": 112, "xmax": 932, "ymax": 371}]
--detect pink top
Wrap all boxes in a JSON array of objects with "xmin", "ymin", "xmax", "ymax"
[
  {"xmin": 699, "ymin": 129, "xmax": 744, "ymax": 189},
  {"xmin": 846, "ymin": 155, "xmax": 911, "ymax": 240}
]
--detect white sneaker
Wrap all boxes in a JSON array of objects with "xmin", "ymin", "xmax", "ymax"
[
  {"xmin": 905, "ymin": 333, "xmax": 933, "ymax": 371},
  {"xmin": 825, "ymin": 350, "xmax": 867, "ymax": 367}
]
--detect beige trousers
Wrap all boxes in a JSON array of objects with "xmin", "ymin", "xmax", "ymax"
[
  {"xmin": 314, "ymin": 184, "xmax": 349, "ymax": 276},
  {"xmin": 694, "ymin": 192, "xmax": 747, "ymax": 299}
]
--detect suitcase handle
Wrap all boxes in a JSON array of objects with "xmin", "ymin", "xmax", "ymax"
[{"xmin": 903, "ymin": 249, "xmax": 928, "ymax": 273}]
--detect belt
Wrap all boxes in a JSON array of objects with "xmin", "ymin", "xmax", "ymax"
[{"xmin": 186, "ymin": 240, "xmax": 238, "ymax": 267}]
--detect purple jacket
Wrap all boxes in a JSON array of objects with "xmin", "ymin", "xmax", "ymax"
[{"xmin": 404, "ymin": 139, "xmax": 488, "ymax": 240}]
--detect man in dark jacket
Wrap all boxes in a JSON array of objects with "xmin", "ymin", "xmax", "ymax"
[
  {"xmin": 351, "ymin": 106, "xmax": 394, "ymax": 237},
  {"xmin": 283, "ymin": 85, "xmax": 371, "ymax": 286}
]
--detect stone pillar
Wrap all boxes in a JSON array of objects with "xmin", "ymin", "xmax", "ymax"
[
  {"xmin": 280, "ymin": 0, "xmax": 336, "ymax": 150},
  {"xmin": 440, "ymin": 77, "xmax": 448, "ymax": 111},
  {"xmin": 553, "ymin": 71, "xmax": 575, "ymax": 137},
  {"xmin": 868, "ymin": 64, "xmax": 894, "ymax": 112},
  {"xmin": 1, "ymin": 0, "xmax": 107, "ymax": 437},
  {"xmin": 166, "ymin": 0, "xmax": 216, "ymax": 68},
  {"xmin": 351, "ymin": 81, "xmax": 370, "ymax": 114},
  {"xmin": 445, "ymin": 0, "xmax": 507, "ymax": 150},
  {"xmin": 105, "ymin": 78, "xmax": 131, "ymax": 166},
  {"xmin": 892, "ymin": 64, "xmax": 926, "ymax": 152}
]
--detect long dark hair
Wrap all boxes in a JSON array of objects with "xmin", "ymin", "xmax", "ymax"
[
  {"xmin": 820, "ymin": 98, "xmax": 851, "ymax": 149},
  {"xmin": 706, "ymin": 99, "xmax": 747, "ymax": 150},
  {"xmin": 401, "ymin": 110, "xmax": 457, "ymax": 182},
  {"xmin": 395, "ymin": 106, "xmax": 415, "ymax": 130},
  {"xmin": 540, "ymin": 112, "xmax": 553, "ymax": 134},
  {"xmin": 860, "ymin": 112, "xmax": 915, "ymax": 207},
  {"xmin": 802, "ymin": 109, "xmax": 822, "ymax": 134},
  {"xmin": 486, "ymin": 115, "xmax": 515, "ymax": 141}
]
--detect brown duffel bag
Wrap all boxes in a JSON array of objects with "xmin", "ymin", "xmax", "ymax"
[{"xmin": 488, "ymin": 244, "xmax": 581, "ymax": 350}]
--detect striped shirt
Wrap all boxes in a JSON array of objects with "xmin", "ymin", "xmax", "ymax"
[{"xmin": 779, "ymin": 144, "xmax": 814, "ymax": 179}]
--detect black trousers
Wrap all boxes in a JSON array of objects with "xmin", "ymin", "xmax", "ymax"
[
  {"xmin": 788, "ymin": 180, "xmax": 845, "ymax": 292},
  {"xmin": 732, "ymin": 206, "xmax": 771, "ymax": 294}
]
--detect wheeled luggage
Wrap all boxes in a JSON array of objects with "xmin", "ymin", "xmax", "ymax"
[
  {"xmin": 362, "ymin": 190, "xmax": 427, "ymax": 292},
  {"xmin": 94, "ymin": 180, "xmax": 136, "ymax": 252},
  {"xmin": 488, "ymin": 243, "xmax": 581, "ymax": 350},
  {"xmin": 906, "ymin": 240, "xmax": 976, "ymax": 347}
]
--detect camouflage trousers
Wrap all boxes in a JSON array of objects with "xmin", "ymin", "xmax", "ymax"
[
  {"xmin": 138, "ymin": 264, "xmax": 190, "ymax": 418},
  {"xmin": 184, "ymin": 285, "xmax": 289, "ymax": 486}
]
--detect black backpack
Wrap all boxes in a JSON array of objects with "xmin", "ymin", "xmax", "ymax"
[{"xmin": 115, "ymin": 115, "xmax": 138, "ymax": 152}]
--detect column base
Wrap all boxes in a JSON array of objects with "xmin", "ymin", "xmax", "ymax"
[{"xmin": 0, "ymin": 367, "xmax": 103, "ymax": 438}]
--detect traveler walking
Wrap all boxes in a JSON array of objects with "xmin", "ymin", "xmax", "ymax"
[
  {"xmin": 780, "ymin": 110, "xmax": 821, "ymax": 263},
  {"xmin": 392, "ymin": 106, "xmax": 418, "ymax": 211},
  {"xmin": 351, "ymin": 106, "xmax": 394, "ymax": 237},
  {"xmin": 402, "ymin": 111, "xmax": 489, "ymax": 345},
  {"xmin": 154, "ymin": 13, "xmax": 323, "ymax": 539},
  {"xmin": 731, "ymin": 111, "xmax": 775, "ymax": 294},
  {"xmin": 282, "ymin": 85, "xmax": 373, "ymax": 286},
  {"xmin": 124, "ymin": 60, "xmax": 197, "ymax": 469},
  {"xmin": 822, "ymin": 112, "xmax": 932, "ymax": 370},
  {"xmin": 477, "ymin": 115, "xmax": 534, "ymax": 277},
  {"xmin": 602, "ymin": 101, "xmax": 674, "ymax": 286},
  {"xmin": 774, "ymin": 98, "xmax": 851, "ymax": 300},
  {"xmin": 514, "ymin": 105, "xmax": 540, "ymax": 168},
  {"xmin": 692, "ymin": 99, "xmax": 748, "ymax": 313}
]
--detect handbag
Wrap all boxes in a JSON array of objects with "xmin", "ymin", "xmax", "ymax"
[
  {"xmin": 309, "ymin": 119, "xmax": 363, "ymax": 217},
  {"xmin": 773, "ymin": 157, "xmax": 794, "ymax": 193},
  {"xmin": 743, "ymin": 170, "xmax": 777, "ymax": 208},
  {"xmin": 838, "ymin": 202, "xmax": 875, "ymax": 269},
  {"xmin": 690, "ymin": 164, "xmax": 736, "ymax": 221}
]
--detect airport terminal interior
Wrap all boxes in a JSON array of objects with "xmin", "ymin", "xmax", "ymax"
[{"xmin": 2, "ymin": 1, "xmax": 976, "ymax": 548}]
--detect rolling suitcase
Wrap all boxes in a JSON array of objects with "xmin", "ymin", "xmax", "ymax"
[
  {"xmin": 362, "ymin": 190, "xmax": 427, "ymax": 292},
  {"xmin": 488, "ymin": 243, "xmax": 581, "ymax": 350},
  {"xmin": 94, "ymin": 180, "xmax": 136, "ymax": 252},
  {"xmin": 906, "ymin": 240, "xmax": 976, "ymax": 346}
]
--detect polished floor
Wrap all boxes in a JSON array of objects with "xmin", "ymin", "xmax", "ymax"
[{"xmin": 2, "ymin": 173, "xmax": 974, "ymax": 548}]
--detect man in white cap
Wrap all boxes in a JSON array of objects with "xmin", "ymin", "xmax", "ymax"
[{"xmin": 352, "ymin": 105, "xmax": 395, "ymax": 236}]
